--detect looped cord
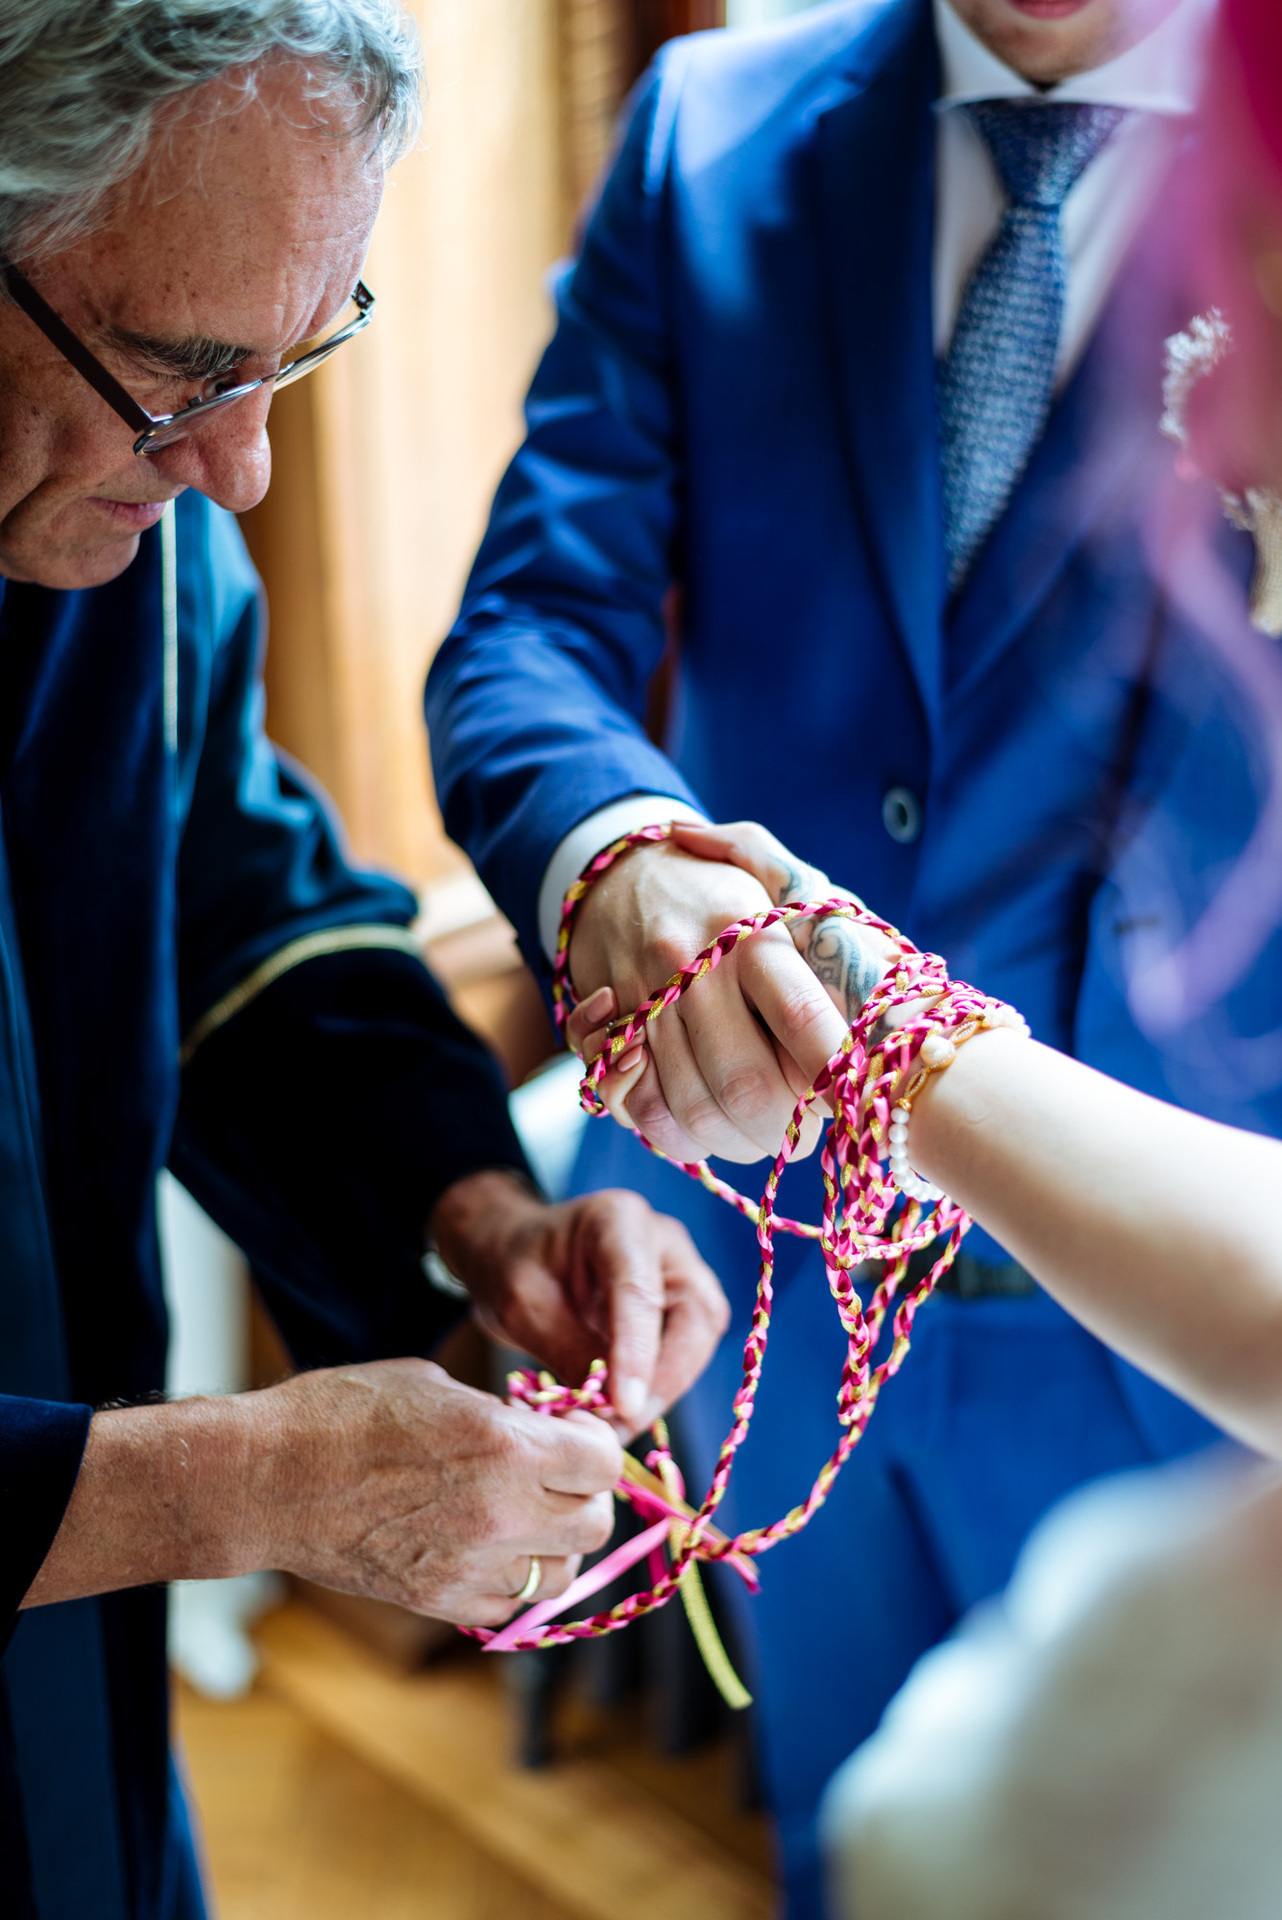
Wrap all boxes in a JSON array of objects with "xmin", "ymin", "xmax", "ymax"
[{"xmin": 471, "ymin": 827, "xmax": 1014, "ymax": 1694}]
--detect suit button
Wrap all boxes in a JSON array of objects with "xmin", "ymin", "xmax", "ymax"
[{"xmin": 882, "ymin": 786, "xmax": 922, "ymax": 845}]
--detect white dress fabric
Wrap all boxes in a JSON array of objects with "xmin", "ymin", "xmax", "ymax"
[{"xmin": 823, "ymin": 1454, "xmax": 1282, "ymax": 1920}]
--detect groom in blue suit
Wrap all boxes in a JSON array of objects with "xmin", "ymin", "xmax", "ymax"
[{"xmin": 428, "ymin": 0, "xmax": 1280, "ymax": 1909}]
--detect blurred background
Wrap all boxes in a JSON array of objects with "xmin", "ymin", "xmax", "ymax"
[{"xmin": 165, "ymin": 3, "xmax": 826, "ymax": 1915}]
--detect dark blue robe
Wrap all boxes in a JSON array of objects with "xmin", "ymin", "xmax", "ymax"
[{"xmin": 0, "ymin": 492, "xmax": 528, "ymax": 1919}]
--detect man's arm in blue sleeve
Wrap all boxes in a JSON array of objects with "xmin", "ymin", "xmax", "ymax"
[
  {"xmin": 0, "ymin": 1398, "xmax": 91, "ymax": 1634},
  {"xmin": 425, "ymin": 49, "xmax": 704, "ymax": 969},
  {"xmin": 170, "ymin": 500, "xmax": 531, "ymax": 1371}
]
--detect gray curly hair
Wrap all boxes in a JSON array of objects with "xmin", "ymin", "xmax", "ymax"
[{"xmin": 0, "ymin": 0, "xmax": 422, "ymax": 259}]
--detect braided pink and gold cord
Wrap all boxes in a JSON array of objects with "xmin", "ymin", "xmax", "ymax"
[{"xmin": 470, "ymin": 826, "xmax": 1021, "ymax": 1681}]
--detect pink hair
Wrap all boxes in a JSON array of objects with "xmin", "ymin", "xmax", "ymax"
[{"xmin": 1225, "ymin": 0, "xmax": 1282, "ymax": 179}]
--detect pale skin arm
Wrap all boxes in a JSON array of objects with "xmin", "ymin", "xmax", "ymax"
[
  {"xmin": 25, "ymin": 1170, "xmax": 729, "ymax": 1620},
  {"xmin": 574, "ymin": 822, "xmax": 1282, "ymax": 1459},
  {"xmin": 910, "ymin": 1032, "xmax": 1282, "ymax": 1458}
]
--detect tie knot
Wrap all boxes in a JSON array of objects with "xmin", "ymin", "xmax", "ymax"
[{"xmin": 966, "ymin": 100, "xmax": 1128, "ymax": 211}]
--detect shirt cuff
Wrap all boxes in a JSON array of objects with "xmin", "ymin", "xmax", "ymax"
[{"xmin": 537, "ymin": 796, "xmax": 710, "ymax": 960}]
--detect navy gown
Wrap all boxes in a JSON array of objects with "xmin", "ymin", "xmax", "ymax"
[{"xmin": 0, "ymin": 493, "xmax": 529, "ymax": 1920}]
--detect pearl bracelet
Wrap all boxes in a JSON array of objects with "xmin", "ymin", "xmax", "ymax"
[{"xmin": 886, "ymin": 1001, "xmax": 1031, "ymax": 1202}]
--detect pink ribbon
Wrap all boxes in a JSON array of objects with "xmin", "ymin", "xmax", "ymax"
[
  {"xmin": 479, "ymin": 1518, "xmax": 674, "ymax": 1653},
  {"xmin": 477, "ymin": 1470, "xmax": 760, "ymax": 1654}
]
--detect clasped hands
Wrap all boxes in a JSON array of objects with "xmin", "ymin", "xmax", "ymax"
[{"xmin": 565, "ymin": 820, "xmax": 901, "ymax": 1151}]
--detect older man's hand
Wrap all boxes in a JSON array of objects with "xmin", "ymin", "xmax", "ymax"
[
  {"xmin": 431, "ymin": 1170, "xmax": 729, "ymax": 1437},
  {"xmin": 26, "ymin": 1359, "xmax": 623, "ymax": 1630},
  {"xmin": 566, "ymin": 821, "xmax": 892, "ymax": 1163},
  {"xmin": 26, "ymin": 1174, "xmax": 727, "ymax": 1626},
  {"xmin": 261, "ymin": 1360, "xmax": 622, "ymax": 1626}
]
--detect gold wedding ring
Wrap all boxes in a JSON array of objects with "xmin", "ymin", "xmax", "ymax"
[{"xmin": 515, "ymin": 1556, "xmax": 543, "ymax": 1605}]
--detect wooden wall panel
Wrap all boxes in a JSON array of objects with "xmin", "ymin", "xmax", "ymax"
[
  {"xmin": 242, "ymin": 0, "xmax": 724, "ymax": 904},
  {"xmin": 243, "ymin": 0, "xmax": 567, "ymax": 890},
  {"xmin": 560, "ymin": 0, "xmax": 633, "ymax": 214},
  {"xmin": 631, "ymin": 0, "xmax": 723, "ymax": 74},
  {"xmin": 558, "ymin": 0, "xmax": 724, "ymax": 216}
]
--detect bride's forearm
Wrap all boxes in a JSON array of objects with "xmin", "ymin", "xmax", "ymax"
[
  {"xmin": 666, "ymin": 824, "xmax": 1282, "ymax": 1451},
  {"xmin": 910, "ymin": 1031, "xmax": 1282, "ymax": 1455}
]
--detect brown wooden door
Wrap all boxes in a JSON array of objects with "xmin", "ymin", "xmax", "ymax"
[
  {"xmin": 630, "ymin": 0, "xmax": 724, "ymax": 74},
  {"xmin": 560, "ymin": 0, "xmax": 725, "ymax": 214}
]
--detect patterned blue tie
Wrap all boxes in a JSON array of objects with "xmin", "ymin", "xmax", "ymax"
[{"xmin": 939, "ymin": 101, "xmax": 1127, "ymax": 590}]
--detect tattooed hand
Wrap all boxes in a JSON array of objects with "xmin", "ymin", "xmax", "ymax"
[
  {"xmin": 790, "ymin": 911, "xmax": 890, "ymax": 1025},
  {"xmin": 564, "ymin": 821, "xmax": 907, "ymax": 1136},
  {"xmin": 670, "ymin": 821, "xmax": 900, "ymax": 1025}
]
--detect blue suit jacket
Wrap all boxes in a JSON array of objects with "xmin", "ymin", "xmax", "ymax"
[
  {"xmin": 427, "ymin": 5, "xmax": 1282, "ymax": 1901},
  {"xmin": 429, "ymin": 0, "xmax": 1280, "ymax": 1302}
]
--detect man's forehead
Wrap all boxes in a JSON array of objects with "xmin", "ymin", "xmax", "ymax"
[
  {"xmin": 102, "ymin": 72, "xmax": 380, "ymax": 262},
  {"xmin": 139, "ymin": 62, "xmax": 383, "ymax": 220},
  {"xmin": 25, "ymin": 62, "xmax": 384, "ymax": 376},
  {"xmin": 86, "ymin": 261, "xmax": 353, "ymax": 370},
  {"xmin": 74, "ymin": 120, "xmax": 380, "ymax": 362}
]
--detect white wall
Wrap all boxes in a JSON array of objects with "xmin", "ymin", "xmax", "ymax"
[
  {"xmin": 159, "ymin": 1173, "xmax": 249, "ymax": 1399},
  {"xmin": 159, "ymin": 1175, "xmax": 280, "ymax": 1698}
]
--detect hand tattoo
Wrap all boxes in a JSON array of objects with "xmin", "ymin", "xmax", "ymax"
[
  {"xmin": 793, "ymin": 914, "xmax": 885, "ymax": 1022},
  {"xmin": 767, "ymin": 850, "xmax": 884, "ymax": 1021},
  {"xmin": 773, "ymin": 854, "xmax": 832, "ymax": 910}
]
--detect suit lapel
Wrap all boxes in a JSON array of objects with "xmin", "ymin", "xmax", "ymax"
[
  {"xmin": 812, "ymin": 0, "xmax": 944, "ymax": 734},
  {"xmin": 946, "ymin": 133, "xmax": 1205, "ymax": 700}
]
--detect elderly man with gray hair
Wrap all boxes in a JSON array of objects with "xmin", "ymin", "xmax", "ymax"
[{"xmin": 0, "ymin": 5, "xmax": 728, "ymax": 1916}]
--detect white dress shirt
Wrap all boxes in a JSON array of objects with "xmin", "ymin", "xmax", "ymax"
[
  {"xmin": 933, "ymin": 0, "xmax": 1215, "ymax": 378},
  {"xmin": 535, "ymin": 0, "xmax": 1216, "ymax": 959}
]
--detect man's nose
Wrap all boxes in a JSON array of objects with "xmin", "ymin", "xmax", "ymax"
[{"xmin": 146, "ymin": 389, "xmax": 274, "ymax": 514}]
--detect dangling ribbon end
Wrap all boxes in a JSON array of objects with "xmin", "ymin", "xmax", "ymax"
[{"xmin": 676, "ymin": 1560, "xmax": 753, "ymax": 1712}]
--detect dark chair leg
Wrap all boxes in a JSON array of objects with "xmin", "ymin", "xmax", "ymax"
[{"xmin": 502, "ymin": 1646, "xmax": 571, "ymax": 1769}]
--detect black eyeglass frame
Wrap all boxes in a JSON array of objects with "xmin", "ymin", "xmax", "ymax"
[{"xmin": 0, "ymin": 256, "xmax": 375, "ymax": 456}]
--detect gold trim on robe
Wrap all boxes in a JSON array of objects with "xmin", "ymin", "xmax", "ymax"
[{"xmin": 180, "ymin": 924, "xmax": 424, "ymax": 1066}]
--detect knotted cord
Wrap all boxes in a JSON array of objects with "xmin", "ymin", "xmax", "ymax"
[{"xmin": 470, "ymin": 827, "xmax": 1018, "ymax": 1699}]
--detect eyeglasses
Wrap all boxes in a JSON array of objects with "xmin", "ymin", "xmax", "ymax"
[{"xmin": 0, "ymin": 256, "xmax": 375, "ymax": 457}]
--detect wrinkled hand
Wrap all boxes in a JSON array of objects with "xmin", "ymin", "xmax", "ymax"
[
  {"xmin": 28, "ymin": 1358, "xmax": 622, "ymax": 1628},
  {"xmin": 263, "ymin": 1358, "xmax": 622, "ymax": 1628},
  {"xmin": 566, "ymin": 821, "xmax": 899, "ymax": 1158},
  {"xmin": 431, "ymin": 1171, "xmax": 729, "ymax": 1437}
]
